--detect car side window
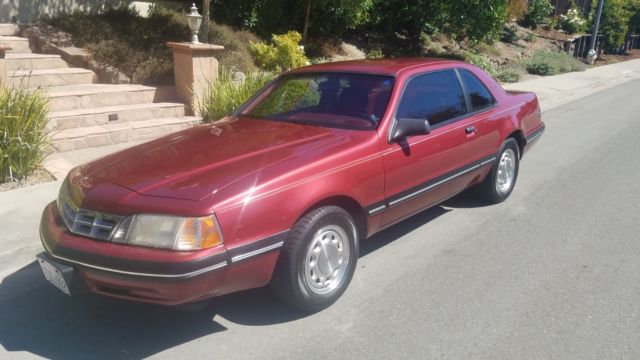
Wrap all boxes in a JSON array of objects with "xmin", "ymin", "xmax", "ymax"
[
  {"xmin": 459, "ymin": 69, "xmax": 496, "ymax": 111},
  {"xmin": 396, "ymin": 70, "xmax": 467, "ymax": 127}
]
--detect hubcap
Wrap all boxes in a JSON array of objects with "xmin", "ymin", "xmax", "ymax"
[
  {"xmin": 304, "ymin": 225, "xmax": 350, "ymax": 295},
  {"xmin": 496, "ymin": 148, "xmax": 516, "ymax": 194}
]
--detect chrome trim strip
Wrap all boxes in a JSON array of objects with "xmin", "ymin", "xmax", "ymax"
[
  {"xmin": 231, "ymin": 241, "xmax": 284, "ymax": 263},
  {"xmin": 526, "ymin": 128, "xmax": 544, "ymax": 143},
  {"xmin": 480, "ymin": 157, "xmax": 496, "ymax": 166},
  {"xmin": 388, "ymin": 163, "xmax": 484, "ymax": 207},
  {"xmin": 50, "ymin": 252, "xmax": 228, "ymax": 278},
  {"xmin": 40, "ymin": 233, "xmax": 228, "ymax": 278},
  {"xmin": 368, "ymin": 204, "xmax": 387, "ymax": 215}
]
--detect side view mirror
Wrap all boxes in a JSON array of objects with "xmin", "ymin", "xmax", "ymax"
[{"xmin": 393, "ymin": 118, "xmax": 431, "ymax": 141}]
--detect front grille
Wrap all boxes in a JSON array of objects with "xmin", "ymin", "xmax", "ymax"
[{"xmin": 57, "ymin": 180, "xmax": 123, "ymax": 241}]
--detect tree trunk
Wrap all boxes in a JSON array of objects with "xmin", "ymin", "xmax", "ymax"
[
  {"xmin": 302, "ymin": 0, "xmax": 312, "ymax": 44},
  {"xmin": 201, "ymin": 0, "xmax": 210, "ymax": 43}
]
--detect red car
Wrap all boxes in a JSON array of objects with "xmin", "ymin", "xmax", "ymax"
[{"xmin": 38, "ymin": 59, "xmax": 544, "ymax": 311}]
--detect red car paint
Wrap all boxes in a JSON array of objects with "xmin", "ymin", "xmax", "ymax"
[{"xmin": 39, "ymin": 59, "xmax": 544, "ymax": 305}]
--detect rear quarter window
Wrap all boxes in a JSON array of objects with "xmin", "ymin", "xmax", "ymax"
[{"xmin": 459, "ymin": 69, "xmax": 496, "ymax": 112}]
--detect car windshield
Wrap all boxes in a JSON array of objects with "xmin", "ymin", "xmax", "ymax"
[{"xmin": 241, "ymin": 73, "xmax": 395, "ymax": 130}]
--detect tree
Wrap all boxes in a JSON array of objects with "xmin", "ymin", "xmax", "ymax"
[
  {"xmin": 591, "ymin": 0, "xmax": 635, "ymax": 48},
  {"xmin": 202, "ymin": 0, "xmax": 210, "ymax": 43}
]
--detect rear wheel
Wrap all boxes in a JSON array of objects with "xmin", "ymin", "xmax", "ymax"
[
  {"xmin": 271, "ymin": 206, "xmax": 358, "ymax": 312},
  {"xmin": 479, "ymin": 138, "xmax": 520, "ymax": 204}
]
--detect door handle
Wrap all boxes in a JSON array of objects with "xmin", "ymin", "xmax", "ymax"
[{"xmin": 465, "ymin": 126, "xmax": 476, "ymax": 134}]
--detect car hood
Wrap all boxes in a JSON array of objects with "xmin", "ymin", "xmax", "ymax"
[{"xmin": 82, "ymin": 117, "xmax": 352, "ymax": 202}]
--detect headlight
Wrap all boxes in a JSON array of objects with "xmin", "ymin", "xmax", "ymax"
[{"xmin": 111, "ymin": 214, "xmax": 223, "ymax": 251}]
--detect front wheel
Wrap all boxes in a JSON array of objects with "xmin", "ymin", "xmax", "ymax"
[
  {"xmin": 479, "ymin": 138, "xmax": 520, "ymax": 204},
  {"xmin": 271, "ymin": 206, "xmax": 358, "ymax": 312}
]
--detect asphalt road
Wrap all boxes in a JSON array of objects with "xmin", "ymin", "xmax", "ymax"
[{"xmin": 1, "ymin": 80, "xmax": 640, "ymax": 359}]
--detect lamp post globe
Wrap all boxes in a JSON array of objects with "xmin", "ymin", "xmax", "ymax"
[{"xmin": 187, "ymin": 3, "xmax": 203, "ymax": 44}]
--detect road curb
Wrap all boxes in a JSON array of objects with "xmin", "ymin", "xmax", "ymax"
[{"xmin": 504, "ymin": 58, "xmax": 640, "ymax": 111}]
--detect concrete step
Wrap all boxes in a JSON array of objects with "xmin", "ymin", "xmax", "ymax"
[
  {"xmin": 49, "ymin": 102, "xmax": 187, "ymax": 130},
  {"xmin": 51, "ymin": 117, "xmax": 201, "ymax": 152},
  {"xmin": 0, "ymin": 24, "xmax": 18, "ymax": 36},
  {"xmin": 46, "ymin": 84, "xmax": 164, "ymax": 112},
  {"xmin": 8, "ymin": 68, "xmax": 96, "ymax": 88},
  {"xmin": 5, "ymin": 53, "xmax": 68, "ymax": 71},
  {"xmin": 0, "ymin": 36, "xmax": 30, "ymax": 53}
]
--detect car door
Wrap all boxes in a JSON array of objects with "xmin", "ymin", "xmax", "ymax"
[{"xmin": 378, "ymin": 69, "xmax": 498, "ymax": 227}]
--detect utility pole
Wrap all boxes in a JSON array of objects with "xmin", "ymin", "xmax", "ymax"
[{"xmin": 587, "ymin": 0, "xmax": 605, "ymax": 64}]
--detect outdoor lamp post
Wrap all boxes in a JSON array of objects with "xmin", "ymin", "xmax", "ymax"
[{"xmin": 187, "ymin": 3, "xmax": 203, "ymax": 44}]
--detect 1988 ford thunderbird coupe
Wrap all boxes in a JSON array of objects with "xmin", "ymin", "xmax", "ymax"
[{"xmin": 37, "ymin": 59, "xmax": 544, "ymax": 311}]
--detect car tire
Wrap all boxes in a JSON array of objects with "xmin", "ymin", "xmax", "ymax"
[
  {"xmin": 479, "ymin": 138, "xmax": 520, "ymax": 204},
  {"xmin": 271, "ymin": 206, "xmax": 359, "ymax": 312}
]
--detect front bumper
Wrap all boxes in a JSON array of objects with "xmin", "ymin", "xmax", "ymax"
[{"xmin": 40, "ymin": 202, "xmax": 286, "ymax": 305}]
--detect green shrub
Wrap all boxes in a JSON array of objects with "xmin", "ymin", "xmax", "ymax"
[
  {"xmin": 367, "ymin": 48, "xmax": 385, "ymax": 59},
  {"xmin": 464, "ymin": 52, "xmax": 497, "ymax": 76},
  {"xmin": 523, "ymin": 32, "xmax": 537, "ymax": 42},
  {"xmin": 46, "ymin": 6, "xmax": 188, "ymax": 84},
  {"xmin": 524, "ymin": 50, "xmax": 586, "ymax": 75},
  {"xmin": 46, "ymin": 6, "xmax": 258, "ymax": 84},
  {"xmin": 0, "ymin": 88, "xmax": 49, "ymax": 183},
  {"xmin": 249, "ymin": 31, "xmax": 309, "ymax": 71},
  {"xmin": 495, "ymin": 64, "xmax": 526, "ymax": 82},
  {"xmin": 200, "ymin": 68, "xmax": 275, "ymax": 122},
  {"xmin": 208, "ymin": 22, "xmax": 258, "ymax": 73},
  {"xmin": 524, "ymin": 0, "xmax": 554, "ymax": 28},
  {"xmin": 473, "ymin": 41, "xmax": 500, "ymax": 56},
  {"xmin": 501, "ymin": 25, "xmax": 520, "ymax": 44}
]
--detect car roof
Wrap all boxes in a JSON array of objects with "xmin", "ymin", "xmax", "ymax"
[{"xmin": 288, "ymin": 58, "xmax": 467, "ymax": 76}]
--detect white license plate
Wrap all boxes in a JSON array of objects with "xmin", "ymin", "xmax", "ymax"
[{"xmin": 37, "ymin": 256, "xmax": 72, "ymax": 295}]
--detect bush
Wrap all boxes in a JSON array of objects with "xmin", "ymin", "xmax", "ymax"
[
  {"xmin": 46, "ymin": 6, "xmax": 189, "ymax": 84},
  {"xmin": 524, "ymin": 50, "xmax": 586, "ymax": 76},
  {"xmin": 249, "ymin": 31, "xmax": 309, "ymax": 71},
  {"xmin": 208, "ymin": 22, "xmax": 258, "ymax": 73},
  {"xmin": 0, "ymin": 88, "xmax": 49, "ymax": 183},
  {"xmin": 367, "ymin": 48, "xmax": 385, "ymax": 59},
  {"xmin": 502, "ymin": 25, "xmax": 520, "ymax": 43},
  {"xmin": 496, "ymin": 64, "xmax": 526, "ymax": 82},
  {"xmin": 200, "ymin": 68, "xmax": 275, "ymax": 122},
  {"xmin": 522, "ymin": 32, "xmax": 537, "ymax": 42},
  {"xmin": 558, "ymin": 6, "xmax": 587, "ymax": 34},
  {"xmin": 524, "ymin": 0, "xmax": 554, "ymax": 28},
  {"xmin": 464, "ymin": 52, "xmax": 497, "ymax": 76},
  {"xmin": 45, "ymin": 6, "xmax": 258, "ymax": 84}
]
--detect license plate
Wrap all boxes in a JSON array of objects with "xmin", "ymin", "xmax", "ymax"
[{"xmin": 37, "ymin": 254, "xmax": 72, "ymax": 295}]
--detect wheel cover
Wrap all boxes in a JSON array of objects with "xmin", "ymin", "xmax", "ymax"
[
  {"xmin": 303, "ymin": 225, "xmax": 350, "ymax": 295},
  {"xmin": 496, "ymin": 148, "xmax": 516, "ymax": 195}
]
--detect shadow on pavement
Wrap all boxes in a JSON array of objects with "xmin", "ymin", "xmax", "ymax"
[
  {"xmin": 0, "ymin": 201, "xmax": 467, "ymax": 359},
  {"xmin": 442, "ymin": 189, "xmax": 489, "ymax": 209},
  {"xmin": 0, "ymin": 262, "xmax": 226, "ymax": 359},
  {"xmin": 360, "ymin": 205, "xmax": 450, "ymax": 257}
]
